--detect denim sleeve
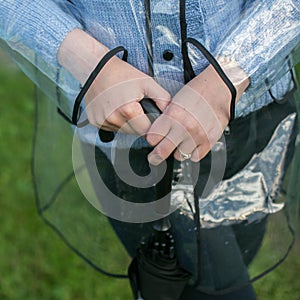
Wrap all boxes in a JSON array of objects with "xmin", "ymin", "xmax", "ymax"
[
  {"xmin": 216, "ymin": 0, "xmax": 300, "ymax": 98},
  {"xmin": 0, "ymin": 0, "xmax": 82, "ymax": 108}
]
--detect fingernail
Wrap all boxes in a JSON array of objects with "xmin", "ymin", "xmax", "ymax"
[{"xmin": 148, "ymin": 154, "xmax": 163, "ymax": 166}]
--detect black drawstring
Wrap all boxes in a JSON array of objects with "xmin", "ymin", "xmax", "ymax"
[
  {"xmin": 179, "ymin": 0, "xmax": 196, "ymax": 83},
  {"xmin": 183, "ymin": 37, "xmax": 237, "ymax": 122},
  {"xmin": 179, "ymin": 0, "xmax": 236, "ymax": 121},
  {"xmin": 71, "ymin": 46, "xmax": 128, "ymax": 126},
  {"xmin": 144, "ymin": 0, "xmax": 154, "ymax": 77},
  {"xmin": 266, "ymin": 66, "xmax": 297, "ymax": 104},
  {"xmin": 57, "ymin": 46, "xmax": 128, "ymax": 128}
]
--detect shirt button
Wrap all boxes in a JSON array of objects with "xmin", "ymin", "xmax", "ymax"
[{"xmin": 163, "ymin": 50, "xmax": 174, "ymax": 61}]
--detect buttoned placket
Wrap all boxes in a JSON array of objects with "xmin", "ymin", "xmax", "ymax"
[{"xmin": 144, "ymin": 0, "xmax": 185, "ymax": 80}]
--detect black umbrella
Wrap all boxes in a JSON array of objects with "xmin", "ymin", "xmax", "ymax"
[
  {"xmin": 123, "ymin": 98, "xmax": 192, "ymax": 300},
  {"xmin": 66, "ymin": 45, "xmax": 192, "ymax": 299},
  {"xmin": 128, "ymin": 219, "xmax": 192, "ymax": 300},
  {"xmin": 69, "ymin": 39, "xmax": 237, "ymax": 299}
]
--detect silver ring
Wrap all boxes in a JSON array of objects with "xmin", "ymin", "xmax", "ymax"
[{"xmin": 179, "ymin": 149, "xmax": 192, "ymax": 160}]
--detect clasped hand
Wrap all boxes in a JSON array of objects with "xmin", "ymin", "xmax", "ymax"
[
  {"xmin": 84, "ymin": 60, "xmax": 233, "ymax": 165},
  {"xmin": 58, "ymin": 30, "xmax": 248, "ymax": 165}
]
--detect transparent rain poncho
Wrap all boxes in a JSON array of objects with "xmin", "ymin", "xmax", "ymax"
[{"xmin": 1, "ymin": 0, "xmax": 300, "ymax": 295}]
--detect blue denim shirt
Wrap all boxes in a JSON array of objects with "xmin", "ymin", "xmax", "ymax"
[{"xmin": 0, "ymin": 0, "xmax": 299, "ymax": 117}]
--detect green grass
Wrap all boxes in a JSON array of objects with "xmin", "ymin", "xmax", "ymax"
[
  {"xmin": 0, "ymin": 53, "xmax": 132, "ymax": 300},
  {"xmin": 0, "ymin": 50, "xmax": 300, "ymax": 300}
]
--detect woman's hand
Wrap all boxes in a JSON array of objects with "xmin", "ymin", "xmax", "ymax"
[
  {"xmin": 83, "ymin": 57, "xmax": 170, "ymax": 136},
  {"xmin": 58, "ymin": 29, "xmax": 170, "ymax": 136},
  {"xmin": 146, "ymin": 63, "xmax": 249, "ymax": 165}
]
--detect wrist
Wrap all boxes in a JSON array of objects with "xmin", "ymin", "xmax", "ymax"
[
  {"xmin": 217, "ymin": 56, "xmax": 250, "ymax": 100},
  {"xmin": 58, "ymin": 28, "xmax": 108, "ymax": 84}
]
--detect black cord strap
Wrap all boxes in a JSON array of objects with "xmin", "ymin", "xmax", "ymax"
[
  {"xmin": 71, "ymin": 46, "xmax": 128, "ymax": 126},
  {"xmin": 179, "ymin": 0, "xmax": 195, "ymax": 84},
  {"xmin": 183, "ymin": 37, "xmax": 237, "ymax": 122},
  {"xmin": 144, "ymin": 0, "xmax": 154, "ymax": 77},
  {"xmin": 266, "ymin": 64, "xmax": 297, "ymax": 104}
]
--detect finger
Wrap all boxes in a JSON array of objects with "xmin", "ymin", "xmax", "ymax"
[
  {"xmin": 143, "ymin": 80, "xmax": 171, "ymax": 112},
  {"xmin": 190, "ymin": 143, "xmax": 211, "ymax": 162},
  {"xmin": 148, "ymin": 136, "xmax": 177, "ymax": 166},
  {"xmin": 102, "ymin": 106, "xmax": 139, "ymax": 135},
  {"xmin": 148, "ymin": 126, "xmax": 186, "ymax": 165},
  {"xmin": 119, "ymin": 102, "xmax": 152, "ymax": 135},
  {"xmin": 146, "ymin": 114, "xmax": 173, "ymax": 146},
  {"xmin": 173, "ymin": 137, "xmax": 198, "ymax": 162},
  {"xmin": 101, "ymin": 119, "xmax": 138, "ymax": 135}
]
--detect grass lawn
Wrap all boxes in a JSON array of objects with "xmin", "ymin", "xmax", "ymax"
[
  {"xmin": 0, "ymin": 49, "xmax": 299, "ymax": 300},
  {"xmin": 0, "ymin": 52, "xmax": 132, "ymax": 300}
]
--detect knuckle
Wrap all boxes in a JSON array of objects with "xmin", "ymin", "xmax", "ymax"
[
  {"xmin": 168, "ymin": 104, "xmax": 183, "ymax": 119},
  {"xmin": 146, "ymin": 134, "xmax": 159, "ymax": 146},
  {"xmin": 184, "ymin": 120, "xmax": 196, "ymax": 133},
  {"xmin": 196, "ymin": 125, "xmax": 208, "ymax": 139},
  {"xmin": 105, "ymin": 113, "xmax": 118, "ymax": 125},
  {"xmin": 121, "ymin": 103, "xmax": 140, "ymax": 118}
]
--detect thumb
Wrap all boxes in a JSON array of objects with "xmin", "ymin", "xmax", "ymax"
[{"xmin": 143, "ymin": 80, "xmax": 171, "ymax": 112}]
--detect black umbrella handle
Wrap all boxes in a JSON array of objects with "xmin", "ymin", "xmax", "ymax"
[
  {"xmin": 140, "ymin": 98, "xmax": 174, "ymax": 220},
  {"xmin": 139, "ymin": 97, "xmax": 161, "ymax": 123},
  {"xmin": 98, "ymin": 98, "xmax": 161, "ymax": 142},
  {"xmin": 99, "ymin": 98, "xmax": 173, "ymax": 218},
  {"xmin": 99, "ymin": 98, "xmax": 173, "ymax": 224}
]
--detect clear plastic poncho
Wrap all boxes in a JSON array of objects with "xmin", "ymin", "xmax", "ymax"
[{"xmin": 1, "ymin": 0, "xmax": 300, "ymax": 295}]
